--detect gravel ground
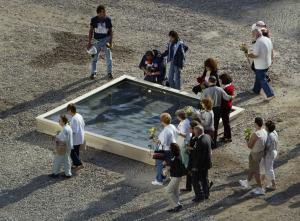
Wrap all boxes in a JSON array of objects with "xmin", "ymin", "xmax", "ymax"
[{"xmin": 0, "ymin": 0, "xmax": 299, "ymax": 220}]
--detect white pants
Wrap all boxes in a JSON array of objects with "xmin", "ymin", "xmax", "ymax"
[
  {"xmin": 260, "ymin": 150, "xmax": 278, "ymax": 181},
  {"xmin": 52, "ymin": 150, "xmax": 72, "ymax": 176},
  {"xmin": 165, "ymin": 177, "xmax": 182, "ymax": 207}
]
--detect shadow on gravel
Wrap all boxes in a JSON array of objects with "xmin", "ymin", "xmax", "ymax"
[
  {"xmin": 29, "ymin": 31, "xmax": 134, "ymax": 69},
  {"xmin": 227, "ymin": 144, "xmax": 300, "ymax": 180},
  {"xmin": 0, "ymin": 175, "xmax": 63, "ymax": 209},
  {"xmin": 0, "ymin": 77, "xmax": 95, "ymax": 119},
  {"xmin": 249, "ymin": 182, "xmax": 300, "ymax": 211}
]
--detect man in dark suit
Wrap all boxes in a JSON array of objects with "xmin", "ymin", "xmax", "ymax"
[{"xmin": 191, "ymin": 125, "xmax": 212, "ymax": 202}]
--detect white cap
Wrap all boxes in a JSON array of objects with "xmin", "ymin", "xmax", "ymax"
[{"xmin": 256, "ymin": 21, "xmax": 266, "ymax": 27}]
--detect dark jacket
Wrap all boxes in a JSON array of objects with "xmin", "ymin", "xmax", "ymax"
[
  {"xmin": 187, "ymin": 135, "xmax": 198, "ymax": 171},
  {"xmin": 196, "ymin": 69, "xmax": 220, "ymax": 87},
  {"xmin": 192, "ymin": 134, "xmax": 212, "ymax": 170},
  {"xmin": 161, "ymin": 40, "xmax": 188, "ymax": 69},
  {"xmin": 169, "ymin": 156, "xmax": 186, "ymax": 177}
]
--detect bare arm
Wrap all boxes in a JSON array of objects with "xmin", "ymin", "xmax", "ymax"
[
  {"xmin": 247, "ymin": 133, "xmax": 258, "ymax": 149},
  {"xmin": 88, "ymin": 25, "xmax": 93, "ymax": 49},
  {"xmin": 246, "ymin": 53, "xmax": 258, "ymax": 59},
  {"xmin": 108, "ymin": 28, "xmax": 113, "ymax": 45}
]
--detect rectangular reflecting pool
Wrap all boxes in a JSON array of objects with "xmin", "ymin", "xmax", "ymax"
[{"xmin": 36, "ymin": 75, "xmax": 244, "ymax": 165}]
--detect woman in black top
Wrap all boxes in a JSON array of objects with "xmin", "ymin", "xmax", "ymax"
[
  {"xmin": 165, "ymin": 143, "xmax": 185, "ymax": 212},
  {"xmin": 192, "ymin": 58, "xmax": 220, "ymax": 95}
]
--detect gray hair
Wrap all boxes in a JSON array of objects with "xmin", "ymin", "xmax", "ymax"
[{"xmin": 194, "ymin": 125, "xmax": 204, "ymax": 134}]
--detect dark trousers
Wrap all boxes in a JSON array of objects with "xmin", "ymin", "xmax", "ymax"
[
  {"xmin": 212, "ymin": 106, "xmax": 221, "ymax": 147},
  {"xmin": 192, "ymin": 169, "xmax": 209, "ymax": 199},
  {"xmin": 186, "ymin": 173, "xmax": 192, "ymax": 190},
  {"xmin": 71, "ymin": 145, "xmax": 82, "ymax": 166},
  {"xmin": 221, "ymin": 107, "xmax": 231, "ymax": 139}
]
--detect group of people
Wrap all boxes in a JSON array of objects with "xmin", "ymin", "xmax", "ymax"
[
  {"xmin": 49, "ymin": 104, "xmax": 85, "ymax": 178},
  {"xmin": 152, "ymin": 113, "xmax": 212, "ymax": 212},
  {"xmin": 76, "ymin": 4, "xmax": 279, "ymax": 212}
]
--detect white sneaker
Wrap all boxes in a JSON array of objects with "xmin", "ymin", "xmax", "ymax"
[
  {"xmin": 151, "ymin": 180, "xmax": 163, "ymax": 186},
  {"xmin": 252, "ymin": 187, "xmax": 265, "ymax": 195},
  {"xmin": 239, "ymin": 179, "xmax": 249, "ymax": 188}
]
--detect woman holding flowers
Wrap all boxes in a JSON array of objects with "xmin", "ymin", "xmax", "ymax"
[{"xmin": 152, "ymin": 113, "xmax": 178, "ymax": 186}]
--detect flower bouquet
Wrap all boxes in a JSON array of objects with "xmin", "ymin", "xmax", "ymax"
[
  {"xmin": 239, "ymin": 43, "xmax": 248, "ymax": 53},
  {"xmin": 244, "ymin": 128, "xmax": 252, "ymax": 141},
  {"xmin": 183, "ymin": 106, "xmax": 194, "ymax": 117},
  {"xmin": 148, "ymin": 127, "xmax": 158, "ymax": 140}
]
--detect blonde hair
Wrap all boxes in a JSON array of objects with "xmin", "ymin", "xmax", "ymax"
[
  {"xmin": 201, "ymin": 98, "xmax": 213, "ymax": 111},
  {"xmin": 160, "ymin": 113, "xmax": 172, "ymax": 124}
]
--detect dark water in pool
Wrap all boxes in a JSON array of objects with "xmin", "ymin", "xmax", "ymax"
[{"xmin": 47, "ymin": 80, "xmax": 199, "ymax": 148}]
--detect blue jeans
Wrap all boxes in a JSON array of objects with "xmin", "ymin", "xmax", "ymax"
[
  {"xmin": 253, "ymin": 69, "xmax": 274, "ymax": 98},
  {"xmin": 155, "ymin": 150, "xmax": 172, "ymax": 182},
  {"xmin": 71, "ymin": 145, "xmax": 82, "ymax": 166},
  {"xmin": 168, "ymin": 62, "xmax": 181, "ymax": 90},
  {"xmin": 91, "ymin": 37, "xmax": 112, "ymax": 75}
]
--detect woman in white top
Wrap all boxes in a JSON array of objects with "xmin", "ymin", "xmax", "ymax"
[
  {"xmin": 152, "ymin": 113, "xmax": 177, "ymax": 186},
  {"xmin": 175, "ymin": 109, "xmax": 190, "ymax": 168},
  {"xmin": 49, "ymin": 115, "xmax": 73, "ymax": 178},
  {"xmin": 239, "ymin": 117, "xmax": 268, "ymax": 195},
  {"xmin": 260, "ymin": 120, "xmax": 278, "ymax": 190}
]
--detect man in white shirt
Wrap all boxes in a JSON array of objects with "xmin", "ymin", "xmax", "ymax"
[
  {"xmin": 246, "ymin": 28, "xmax": 275, "ymax": 99},
  {"xmin": 67, "ymin": 103, "xmax": 85, "ymax": 170}
]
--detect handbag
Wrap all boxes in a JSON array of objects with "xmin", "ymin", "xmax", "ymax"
[
  {"xmin": 152, "ymin": 145, "xmax": 165, "ymax": 160},
  {"xmin": 55, "ymin": 140, "xmax": 66, "ymax": 155}
]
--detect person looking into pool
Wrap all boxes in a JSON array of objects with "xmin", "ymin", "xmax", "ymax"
[
  {"xmin": 139, "ymin": 50, "xmax": 165, "ymax": 84},
  {"xmin": 152, "ymin": 113, "xmax": 178, "ymax": 186},
  {"xmin": 67, "ymin": 104, "xmax": 85, "ymax": 170}
]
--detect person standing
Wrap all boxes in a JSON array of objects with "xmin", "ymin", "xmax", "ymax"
[
  {"xmin": 219, "ymin": 73, "xmax": 235, "ymax": 143},
  {"xmin": 175, "ymin": 109, "xmax": 190, "ymax": 168},
  {"xmin": 88, "ymin": 5, "xmax": 113, "ymax": 80},
  {"xmin": 260, "ymin": 120, "xmax": 279, "ymax": 190},
  {"xmin": 161, "ymin": 30, "xmax": 188, "ymax": 90},
  {"xmin": 239, "ymin": 117, "xmax": 268, "ymax": 195},
  {"xmin": 49, "ymin": 115, "xmax": 73, "ymax": 178},
  {"xmin": 165, "ymin": 143, "xmax": 185, "ymax": 212},
  {"xmin": 201, "ymin": 76, "xmax": 234, "ymax": 148},
  {"xmin": 246, "ymin": 27, "xmax": 275, "ymax": 100},
  {"xmin": 191, "ymin": 125, "xmax": 212, "ymax": 202},
  {"xmin": 67, "ymin": 104, "xmax": 85, "ymax": 170},
  {"xmin": 180, "ymin": 120, "xmax": 199, "ymax": 193},
  {"xmin": 198, "ymin": 98, "xmax": 214, "ymax": 139},
  {"xmin": 152, "ymin": 113, "xmax": 178, "ymax": 186}
]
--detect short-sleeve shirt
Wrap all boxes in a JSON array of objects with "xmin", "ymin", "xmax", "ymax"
[
  {"xmin": 90, "ymin": 16, "xmax": 112, "ymax": 40},
  {"xmin": 251, "ymin": 36, "xmax": 273, "ymax": 70},
  {"xmin": 158, "ymin": 124, "xmax": 178, "ymax": 151}
]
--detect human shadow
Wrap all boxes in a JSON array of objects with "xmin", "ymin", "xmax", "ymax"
[
  {"xmin": 234, "ymin": 91, "xmax": 259, "ymax": 106},
  {"xmin": 249, "ymin": 182, "xmax": 300, "ymax": 211},
  {"xmin": 0, "ymin": 174, "xmax": 63, "ymax": 209},
  {"xmin": 29, "ymin": 31, "xmax": 135, "ymax": 69},
  {"xmin": 29, "ymin": 31, "xmax": 88, "ymax": 68},
  {"xmin": 0, "ymin": 77, "xmax": 96, "ymax": 119}
]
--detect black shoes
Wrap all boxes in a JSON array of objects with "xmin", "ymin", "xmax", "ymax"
[
  {"xmin": 167, "ymin": 205, "xmax": 182, "ymax": 213},
  {"xmin": 90, "ymin": 73, "xmax": 96, "ymax": 80},
  {"xmin": 192, "ymin": 197, "xmax": 205, "ymax": 203},
  {"xmin": 108, "ymin": 73, "xmax": 113, "ymax": 80},
  {"xmin": 61, "ymin": 174, "xmax": 72, "ymax": 179},
  {"xmin": 180, "ymin": 188, "xmax": 192, "ymax": 193}
]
